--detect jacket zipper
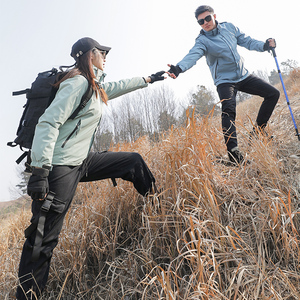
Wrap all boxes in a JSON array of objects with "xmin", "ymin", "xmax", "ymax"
[
  {"xmin": 219, "ymin": 32, "xmax": 240, "ymax": 78},
  {"xmin": 220, "ymin": 32, "xmax": 238, "ymax": 63},
  {"xmin": 215, "ymin": 60, "xmax": 218, "ymax": 79},
  {"xmin": 61, "ymin": 120, "xmax": 81, "ymax": 148}
]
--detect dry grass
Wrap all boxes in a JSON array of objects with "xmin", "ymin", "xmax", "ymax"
[{"xmin": 1, "ymin": 70, "xmax": 300, "ymax": 299}]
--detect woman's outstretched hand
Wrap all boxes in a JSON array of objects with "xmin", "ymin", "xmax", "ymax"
[{"xmin": 146, "ymin": 71, "xmax": 167, "ymax": 83}]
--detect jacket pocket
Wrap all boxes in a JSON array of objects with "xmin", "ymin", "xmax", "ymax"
[{"xmin": 61, "ymin": 119, "xmax": 81, "ymax": 148}]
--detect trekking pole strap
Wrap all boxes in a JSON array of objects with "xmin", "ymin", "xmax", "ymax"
[{"xmin": 271, "ymin": 47, "xmax": 276, "ymax": 58}]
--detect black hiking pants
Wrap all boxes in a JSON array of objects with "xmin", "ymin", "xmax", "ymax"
[
  {"xmin": 16, "ymin": 151, "xmax": 155, "ymax": 299},
  {"xmin": 217, "ymin": 75, "xmax": 280, "ymax": 151}
]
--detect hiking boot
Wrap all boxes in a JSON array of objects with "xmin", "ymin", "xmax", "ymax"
[
  {"xmin": 249, "ymin": 126, "xmax": 273, "ymax": 144},
  {"xmin": 228, "ymin": 147, "xmax": 245, "ymax": 165}
]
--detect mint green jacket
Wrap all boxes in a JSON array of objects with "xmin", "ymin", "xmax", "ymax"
[{"xmin": 31, "ymin": 67, "xmax": 148, "ymax": 168}]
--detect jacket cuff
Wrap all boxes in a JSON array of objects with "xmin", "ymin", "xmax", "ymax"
[{"xmin": 32, "ymin": 166, "xmax": 50, "ymax": 177}]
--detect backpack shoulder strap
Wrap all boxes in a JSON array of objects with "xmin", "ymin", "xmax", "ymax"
[{"xmin": 68, "ymin": 79, "xmax": 93, "ymax": 120}]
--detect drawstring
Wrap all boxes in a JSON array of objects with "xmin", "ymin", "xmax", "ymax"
[{"xmin": 59, "ymin": 63, "xmax": 76, "ymax": 72}]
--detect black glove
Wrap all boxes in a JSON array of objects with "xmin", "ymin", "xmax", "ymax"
[
  {"xmin": 149, "ymin": 71, "xmax": 165, "ymax": 84},
  {"xmin": 27, "ymin": 167, "xmax": 50, "ymax": 200},
  {"xmin": 168, "ymin": 64, "xmax": 182, "ymax": 78},
  {"xmin": 263, "ymin": 38, "xmax": 276, "ymax": 52}
]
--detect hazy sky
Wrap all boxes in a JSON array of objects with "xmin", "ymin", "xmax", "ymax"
[{"xmin": 1, "ymin": 0, "xmax": 299, "ymax": 201}]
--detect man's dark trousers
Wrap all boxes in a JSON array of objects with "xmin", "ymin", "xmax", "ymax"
[{"xmin": 217, "ymin": 74, "xmax": 280, "ymax": 151}]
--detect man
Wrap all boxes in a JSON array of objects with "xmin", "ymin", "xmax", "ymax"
[{"xmin": 167, "ymin": 5, "xmax": 280, "ymax": 164}]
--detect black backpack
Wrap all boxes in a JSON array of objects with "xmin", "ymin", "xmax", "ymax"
[{"xmin": 7, "ymin": 67, "xmax": 93, "ymax": 172}]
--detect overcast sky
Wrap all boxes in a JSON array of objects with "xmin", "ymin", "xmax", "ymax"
[{"xmin": 1, "ymin": 0, "xmax": 299, "ymax": 202}]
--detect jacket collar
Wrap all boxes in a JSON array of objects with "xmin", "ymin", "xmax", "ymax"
[
  {"xmin": 93, "ymin": 66, "xmax": 107, "ymax": 82},
  {"xmin": 200, "ymin": 20, "xmax": 219, "ymax": 36}
]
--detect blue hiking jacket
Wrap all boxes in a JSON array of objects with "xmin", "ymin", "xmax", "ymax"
[{"xmin": 177, "ymin": 22, "xmax": 266, "ymax": 86}]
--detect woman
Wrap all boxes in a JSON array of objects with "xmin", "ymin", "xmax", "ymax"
[{"xmin": 16, "ymin": 37, "xmax": 165, "ymax": 299}]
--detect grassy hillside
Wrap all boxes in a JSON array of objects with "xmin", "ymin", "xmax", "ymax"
[
  {"xmin": 1, "ymin": 69, "xmax": 300, "ymax": 299},
  {"xmin": 0, "ymin": 196, "xmax": 31, "ymax": 219}
]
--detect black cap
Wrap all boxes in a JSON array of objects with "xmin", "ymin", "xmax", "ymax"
[{"xmin": 71, "ymin": 37, "xmax": 111, "ymax": 61}]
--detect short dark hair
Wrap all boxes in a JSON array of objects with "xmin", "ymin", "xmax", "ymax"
[{"xmin": 195, "ymin": 5, "xmax": 214, "ymax": 19}]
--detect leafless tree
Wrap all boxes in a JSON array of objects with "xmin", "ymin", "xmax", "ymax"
[{"xmin": 95, "ymin": 84, "xmax": 183, "ymax": 145}]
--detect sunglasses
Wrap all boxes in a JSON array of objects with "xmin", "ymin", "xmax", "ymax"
[
  {"xmin": 197, "ymin": 14, "xmax": 212, "ymax": 25},
  {"xmin": 99, "ymin": 50, "xmax": 107, "ymax": 59},
  {"xmin": 93, "ymin": 48, "xmax": 107, "ymax": 59}
]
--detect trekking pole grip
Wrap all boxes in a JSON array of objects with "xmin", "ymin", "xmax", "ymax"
[{"xmin": 270, "ymin": 47, "xmax": 276, "ymax": 57}]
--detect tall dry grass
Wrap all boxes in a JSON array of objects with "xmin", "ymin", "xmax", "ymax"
[{"xmin": 1, "ymin": 69, "xmax": 300, "ymax": 299}]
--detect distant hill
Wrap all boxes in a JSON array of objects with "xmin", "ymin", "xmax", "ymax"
[{"xmin": 0, "ymin": 196, "xmax": 31, "ymax": 218}]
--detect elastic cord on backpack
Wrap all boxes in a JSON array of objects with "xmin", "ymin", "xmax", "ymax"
[{"xmin": 59, "ymin": 63, "xmax": 76, "ymax": 72}]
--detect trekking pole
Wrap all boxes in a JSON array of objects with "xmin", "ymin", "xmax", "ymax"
[{"xmin": 271, "ymin": 47, "xmax": 300, "ymax": 141}]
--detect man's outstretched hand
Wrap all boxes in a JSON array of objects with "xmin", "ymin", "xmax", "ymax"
[{"xmin": 166, "ymin": 64, "xmax": 182, "ymax": 79}]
